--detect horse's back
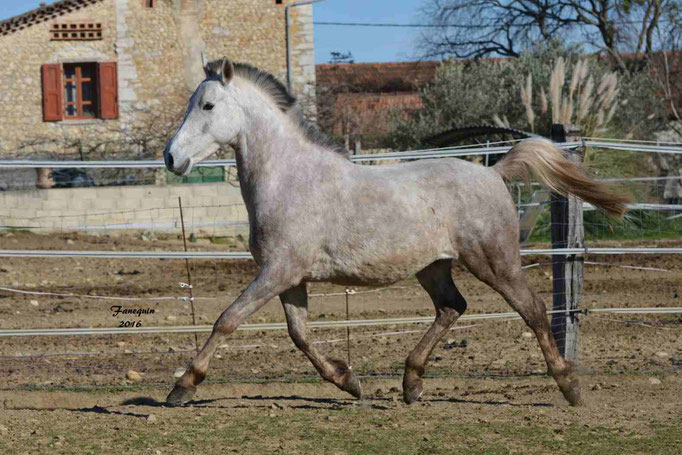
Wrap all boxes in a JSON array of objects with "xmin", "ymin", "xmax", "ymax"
[{"xmin": 353, "ymin": 158, "xmax": 517, "ymax": 226}]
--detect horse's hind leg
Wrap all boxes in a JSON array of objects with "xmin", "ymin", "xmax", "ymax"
[
  {"xmin": 403, "ymin": 259, "xmax": 467, "ymax": 404},
  {"xmin": 461, "ymin": 248, "xmax": 583, "ymax": 406},
  {"xmin": 280, "ymin": 283, "xmax": 362, "ymax": 399}
]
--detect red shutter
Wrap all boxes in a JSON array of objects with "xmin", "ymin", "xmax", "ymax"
[
  {"xmin": 42, "ymin": 64, "xmax": 63, "ymax": 122},
  {"xmin": 98, "ymin": 62, "xmax": 118, "ymax": 119}
]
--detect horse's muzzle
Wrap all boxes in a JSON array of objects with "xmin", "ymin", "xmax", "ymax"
[
  {"xmin": 164, "ymin": 147, "xmax": 192, "ymax": 176},
  {"xmin": 164, "ymin": 151, "xmax": 174, "ymax": 171}
]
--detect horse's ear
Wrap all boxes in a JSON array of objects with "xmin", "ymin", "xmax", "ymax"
[
  {"xmin": 221, "ymin": 58, "xmax": 234, "ymax": 85},
  {"xmin": 201, "ymin": 52, "xmax": 209, "ymax": 76}
]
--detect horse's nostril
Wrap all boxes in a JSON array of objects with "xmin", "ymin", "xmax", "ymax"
[{"xmin": 166, "ymin": 153, "xmax": 174, "ymax": 170}]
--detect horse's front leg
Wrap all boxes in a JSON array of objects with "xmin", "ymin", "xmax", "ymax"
[
  {"xmin": 166, "ymin": 267, "xmax": 294, "ymax": 405},
  {"xmin": 281, "ymin": 284, "xmax": 362, "ymax": 399}
]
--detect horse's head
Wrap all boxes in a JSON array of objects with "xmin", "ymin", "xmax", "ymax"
[{"xmin": 164, "ymin": 58, "xmax": 243, "ymax": 176}]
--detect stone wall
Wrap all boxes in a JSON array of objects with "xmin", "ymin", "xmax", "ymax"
[
  {"xmin": 202, "ymin": 0, "xmax": 286, "ymax": 83},
  {"xmin": 0, "ymin": 0, "xmax": 315, "ymax": 156},
  {"xmin": 289, "ymin": 4, "xmax": 316, "ymax": 107},
  {"xmin": 0, "ymin": 182, "xmax": 249, "ymax": 237}
]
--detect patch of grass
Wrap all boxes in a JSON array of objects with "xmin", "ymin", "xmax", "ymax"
[
  {"xmin": 209, "ymin": 236, "xmax": 232, "ymax": 244},
  {"xmin": 37, "ymin": 411, "xmax": 682, "ymax": 455},
  {"xmin": 8, "ymin": 383, "xmax": 170, "ymax": 395},
  {"xmin": 0, "ymin": 228, "xmax": 32, "ymax": 235},
  {"xmin": 528, "ymin": 209, "xmax": 682, "ymax": 242}
]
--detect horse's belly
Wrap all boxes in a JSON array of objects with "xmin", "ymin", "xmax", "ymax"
[
  {"xmin": 309, "ymin": 241, "xmax": 456, "ymax": 286},
  {"xmin": 316, "ymin": 263, "xmax": 415, "ymax": 286}
]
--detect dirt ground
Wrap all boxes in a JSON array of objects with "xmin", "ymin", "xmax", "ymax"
[{"xmin": 0, "ymin": 232, "xmax": 680, "ymax": 454}]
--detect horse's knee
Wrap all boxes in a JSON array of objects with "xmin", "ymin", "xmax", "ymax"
[{"xmin": 214, "ymin": 312, "xmax": 241, "ymax": 334}]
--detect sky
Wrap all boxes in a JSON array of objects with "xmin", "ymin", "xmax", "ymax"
[
  {"xmin": 313, "ymin": 0, "xmax": 425, "ymax": 63},
  {"xmin": 0, "ymin": 0, "xmax": 425, "ymax": 64}
]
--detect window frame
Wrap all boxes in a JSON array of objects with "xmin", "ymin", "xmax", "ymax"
[{"xmin": 62, "ymin": 62, "xmax": 98, "ymax": 120}]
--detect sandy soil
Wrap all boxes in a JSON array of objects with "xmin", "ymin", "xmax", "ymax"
[
  {"xmin": 0, "ymin": 375, "xmax": 681, "ymax": 454},
  {"xmin": 0, "ymin": 232, "xmax": 680, "ymax": 454}
]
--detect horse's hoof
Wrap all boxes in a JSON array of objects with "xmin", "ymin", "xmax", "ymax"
[
  {"xmin": 403, "ymin": 380, "xmax": 423, "ymax": 405},
  {"xmin": 342, "ymin": 369, "xmax": 363, "ymax": 399},
  {"xmin": 166, "ymin": 383, "xmax": 196, "ymax": 406},
  {"xmin": 562, "ymin": 379, "xmax": 584, "ymax": 406}
]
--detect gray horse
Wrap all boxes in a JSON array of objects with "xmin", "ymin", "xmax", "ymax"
[{"xmin": 163, "ymin": 58, "xmax": 629, "ymax": 406}]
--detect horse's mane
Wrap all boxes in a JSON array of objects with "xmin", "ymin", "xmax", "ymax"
[{"xmin": 204, "ymin": 59, "xmax": 349, "ymax": 158}]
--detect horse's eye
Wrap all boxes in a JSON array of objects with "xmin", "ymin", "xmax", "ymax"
[{"xmin": 203, "ymin": 102, "xmax": 214, "ymax": 111}]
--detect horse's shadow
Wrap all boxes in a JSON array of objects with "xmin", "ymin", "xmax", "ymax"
[
  {"xmin": 119, "ymin": 394, "xmax": 554, "ymax": 410},
  {"xmin": 7, "ymin": 404, "xmax": 151, "ymax": 418},
  {"xmin": 73, "ymin": 404, "xmax": 150, "ymax": 417},
  {"xmin": 120, "ymin": 394, "xmax": 357, "ymax": 411},
  {"xmin": 4, "ymin": 394, "xmax": 554, "ymax": 414},
  {"xmin": 429, "ymin": 397, "xmax": 554, "ymax": 408}
]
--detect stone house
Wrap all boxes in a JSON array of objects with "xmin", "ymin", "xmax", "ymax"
[
  {"xmin": 0, "ymin": 0, "xmax": 315, "ymax": 159},
  {"xmin": 315, "ymin": 61, "xmax": 439, "ymax": 149}
]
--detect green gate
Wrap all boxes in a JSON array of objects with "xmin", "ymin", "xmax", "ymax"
[{"xmin": 166, "ymin": 166, "xmax": 225, "ymax": 184}]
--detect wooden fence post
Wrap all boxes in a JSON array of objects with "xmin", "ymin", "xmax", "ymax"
[{"xmin": 549, "ymin": 124, "xmax": 584, "ymax": 362}]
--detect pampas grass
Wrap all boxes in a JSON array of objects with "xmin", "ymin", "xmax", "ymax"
[
  {"xmin": 520, "ymin": 74, "xmax": 535, "ymax": 132},
  {"xmin": 521, "ymin": 57, "xmax": 620, "ymax": 138},
  {"xmin": 493, "ymin": 113, "xmax": 511, "ymax": 128}
]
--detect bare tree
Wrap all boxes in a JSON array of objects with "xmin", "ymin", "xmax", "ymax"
[
  {"xmin": 5, "ymin": 104, "xmax": 185, "ymax": 189},
  {"xmin": 420, "ymin": 0, "xmax": 572, "ymax": 58},
  {"xmin": 646, "ymin": 14, "xmax": 682, "ymax": 125},
  {"xmin": 420, "ymin": 0, "xmax": 680, "ymax": 72}
]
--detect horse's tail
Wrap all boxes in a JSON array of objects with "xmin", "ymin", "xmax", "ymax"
[{"xmin": 493, "ymin": 138, "xmax": 631, "ymax": 218}]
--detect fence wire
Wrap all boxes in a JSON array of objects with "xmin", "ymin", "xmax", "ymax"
[{"xmin": 0, "ymin": 139, "xmax": 681, "ymax": 389}]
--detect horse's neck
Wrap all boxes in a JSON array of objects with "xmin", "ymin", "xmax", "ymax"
[{"xmin": 234, "ymin": 108, "xmax": 343, "ymax": 208}]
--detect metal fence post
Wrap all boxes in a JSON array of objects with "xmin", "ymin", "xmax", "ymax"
[{"xmin": 549, "ymin": 124, "xmax": 584, "ymax": 362}]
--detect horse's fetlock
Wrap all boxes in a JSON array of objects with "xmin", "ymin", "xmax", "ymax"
[
  {"xmin": 327, "ymin": 357, "xmax": 351, "ymax": 376},
  {"xmin": 405, "ymin": 356, "xmax": 425, "ymax": 376},
  {"xmin": 187, "ymin": 366, "xmax": 207, "ymax": 385},
  {"xmin": 548, "ymin": 361, "xmax": 575, "ymax": 379}
]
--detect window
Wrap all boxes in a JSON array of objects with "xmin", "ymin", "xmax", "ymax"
[
  {"xmin": 42, "ymin": 62, "xmax": 118, "ymax": 122},
  {"xmin": 51, "ymin": 22, "xmax": 103, "ymax": 40},
  {"xmin": 143, "ymin": 0, "xmax": 157, "ymax": 8}
]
